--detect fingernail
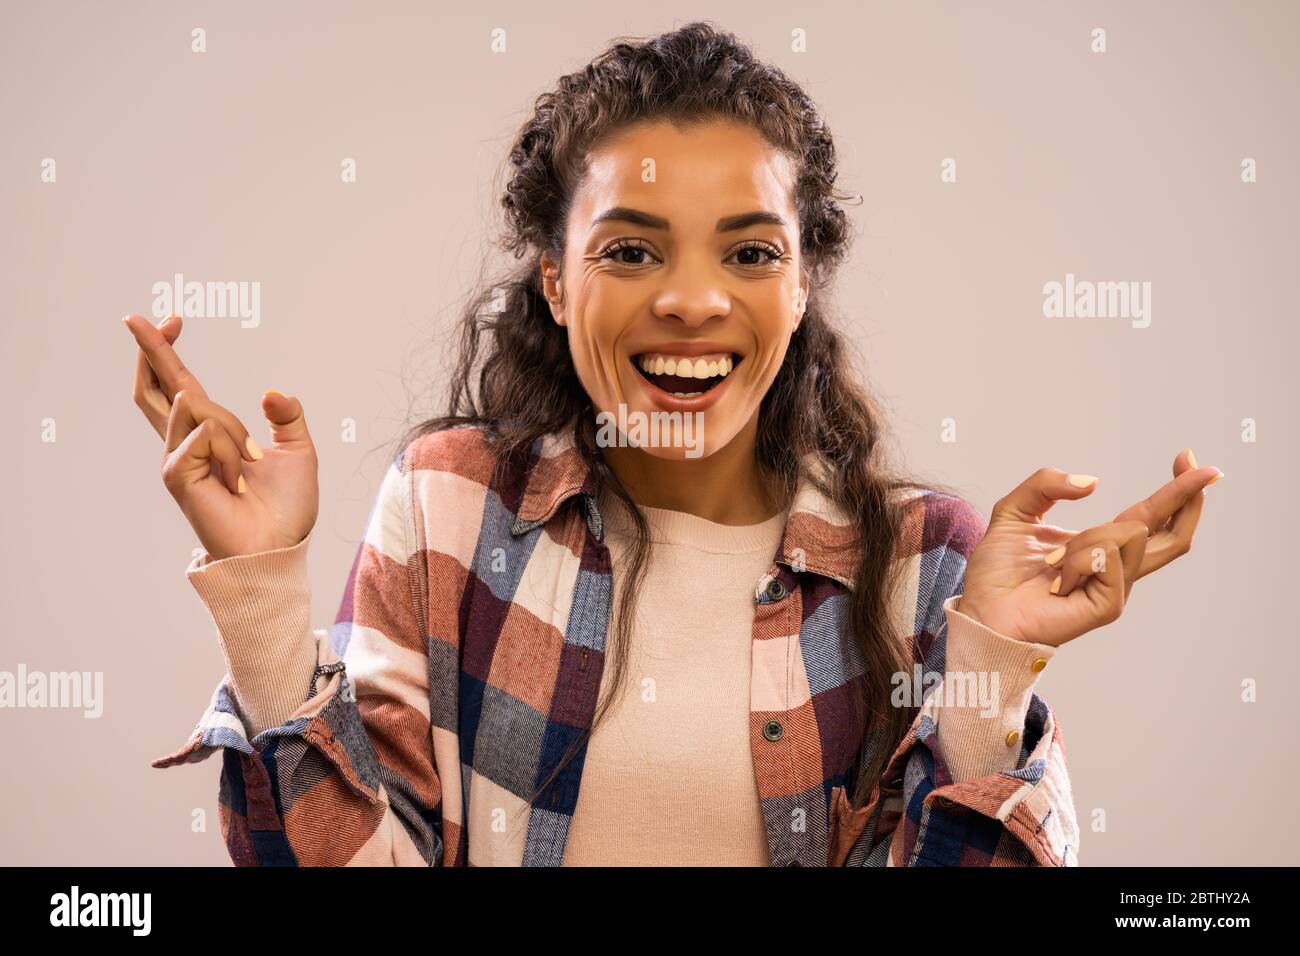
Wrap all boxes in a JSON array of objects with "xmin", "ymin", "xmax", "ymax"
[
  {"xmin": 1186, "ymin": 448, "xmax": 1198, "ymax": 469},
  {"xmin": 237, "ymin": 475, "xmax": 247, "ymax": 494},
  {"xmin": 264, "ymin": 389, "xmax": 286, "ymax": 401},
  {"xmin": 1049, "ymin": 574, "xmax": 1062, "ymax": 594},
  {"xmin": 1045, "ymin": 546, "xmax": 1066, "ymax": 564},
  {"xmin": 245, "ymin": 435, "xmax": 264, "ymax": 460},
  {"xmin": 120, "ymin": 315, "xmax": 132, "ymax": 327},
  {"xmin": 1207, "ymin": 469, "xmax": 1224, "ymax": 485},
  {"xmin": 1067, "ymin": 474, "xmax": 1098, "ymax": 488}
]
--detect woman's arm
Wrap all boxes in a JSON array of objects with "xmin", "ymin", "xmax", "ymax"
[
  {"xmin": 835, "ymin": 452, "xmax": 1215, "ymax": 867},
  {"xmin": 153, "ymin": 448, "xmax": 444, "ymax": 867},
  {"xmin": 831, "ymin": 492, "xmax": 1078, "ymax": 866}
]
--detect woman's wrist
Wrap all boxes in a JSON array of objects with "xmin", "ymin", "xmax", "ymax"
[{"xmin": 953, "ymin": 595, "xmax": 993, "ymax": 631}]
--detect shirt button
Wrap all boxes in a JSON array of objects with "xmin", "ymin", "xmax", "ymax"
[
  {"xmin": 1031, "ymin": 657, "xmax": 1048, "ymax": 672},
  {"xmin": 765, "ymin": 579, "xmax": 788, "ymax": 601},
  {"xmin": 1005, "ymin": 730, "xmax": 1020, "ymax": 747},
  {"xmin": 785, "ymin": 859, "xmax": 801, "ymax": 867},
  {"xmin": 763, "ymin": 719, "xmax": 784, "ymax": 741}
]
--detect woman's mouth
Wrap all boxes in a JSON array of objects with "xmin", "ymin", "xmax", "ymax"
[{"xmin": 629, "ymin": 351, "xmax": 742, "ymax": 398}]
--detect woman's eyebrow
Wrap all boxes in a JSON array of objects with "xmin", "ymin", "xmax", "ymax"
[{"xmin": 589, "ymin": 206, "xmax": 787, "ymax": 232}]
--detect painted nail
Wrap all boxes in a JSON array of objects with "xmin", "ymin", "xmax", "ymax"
[
  {"xmin": 1045, "ymin": 546, "xmax": 1066, "ymax": 564},
  {"xmin": 1067, "ymin": 474, "xmax": 1098, "ymax": 488},
  {"xmin": 1186, "ymin": 448, "xmax": 1198, "ymax": 469},
  {"xmin": 246, "ymin": 435, "xmax": 264, "ymax": 460},
  {"xmin": 237, "ymin": 475, "xmax": 247, "ymax": 494},
  {"xmin": 1049, "ymin": 574, "xmax": 1062, "ymax": 594}
]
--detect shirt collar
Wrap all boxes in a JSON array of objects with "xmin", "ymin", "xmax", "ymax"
[{"xmin": 509, "ymin": 429, "xmax": 861, "ymax": 590}]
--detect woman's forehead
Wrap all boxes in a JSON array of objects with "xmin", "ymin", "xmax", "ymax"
[{"xmin": 573, "ymin": 122, "xmax": 798, "ymax": 229}]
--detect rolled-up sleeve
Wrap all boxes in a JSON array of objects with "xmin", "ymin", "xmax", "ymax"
[
  {"xmin": 184, "ymin": 530, "xmax": 320, "ymax": 738},
  {"xmin": 935, "ymin": 594, "xmax": 1058, "ymax": 784}
]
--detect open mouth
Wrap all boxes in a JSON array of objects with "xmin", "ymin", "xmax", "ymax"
[{"xmin": 630, "ymin": 351, "xmax": 743, "ymax": 398}]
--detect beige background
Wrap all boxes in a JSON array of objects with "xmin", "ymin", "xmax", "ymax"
[{"xmin": 1, "ymin": 0, "xmax": 1295, "ymax": 865}]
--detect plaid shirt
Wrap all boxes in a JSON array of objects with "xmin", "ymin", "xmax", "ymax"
[{"xmin": 153, "ymin": 424, "xmax": 1079, "ymax": 866}]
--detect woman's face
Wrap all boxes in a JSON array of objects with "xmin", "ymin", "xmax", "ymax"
[{"xmin": 541, "ymin": 117, "xmax": 808, "ymax": 461}]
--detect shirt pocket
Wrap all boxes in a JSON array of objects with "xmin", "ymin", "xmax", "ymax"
[{"xmin": 828, "ymin": 783, "xmax": 876, "ymax": 866}]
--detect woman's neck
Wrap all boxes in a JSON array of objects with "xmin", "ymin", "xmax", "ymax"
[{"xmin": 599, "ymin": 413, "xmax": 784, "ymax": 525}]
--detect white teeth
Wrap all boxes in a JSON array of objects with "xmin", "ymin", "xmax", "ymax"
[
  {"xmin": 672, "ymin": 391, "xmax": 703, "ymax": 398},
  {"xmin": 636, "ymin": 352, "xmax": 737, "ymax": 381}
]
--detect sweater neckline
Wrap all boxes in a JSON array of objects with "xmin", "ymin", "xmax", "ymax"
[{"xmin": 597, "ymin": 487, "xmax": 788, "ymax": 554}]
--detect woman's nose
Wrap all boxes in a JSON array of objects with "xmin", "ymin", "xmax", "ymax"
[{"xmin": 650, "ymin": 260, "xmax": 731, "ymax": 327}]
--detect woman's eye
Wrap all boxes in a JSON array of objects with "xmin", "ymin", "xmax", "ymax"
[
  {"xmin": 601, "ymin": 241, "xmax": 654, "ymax": 265},
  {"xmin": 731, "ymin": 243, "xmax": 782, "ymax": 266}
]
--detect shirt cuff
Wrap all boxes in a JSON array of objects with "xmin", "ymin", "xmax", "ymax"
[
  {"xmin": 935, "ymin": 593, "xmax": 1058, "ymax": 783},
  {"xmin": 185, "ymin": 529, "xmax": 320, "ymax": 738}
]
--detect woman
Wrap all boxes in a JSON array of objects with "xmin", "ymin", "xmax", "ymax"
[{"xmin": 124, "ymin": 22, "xmax": 1219, "ymax": 867}]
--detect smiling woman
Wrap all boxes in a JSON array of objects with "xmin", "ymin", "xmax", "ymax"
[
  {"xmin": 130, "ymin": 20, "xmax": 1219, "ymax": 868},
  {"xmin": 540, "ymin": 120, "xmax": 810, "ymax": 454}
]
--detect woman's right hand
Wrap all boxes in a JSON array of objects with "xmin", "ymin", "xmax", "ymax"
[{"xmin": 123, "ymin": 314, "xmax": 320, "ymax": 561}]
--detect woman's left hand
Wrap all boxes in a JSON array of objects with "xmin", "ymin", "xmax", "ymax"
[{"xmin": 955, "ymin": 449, "xmax": 1223, "ymax": 647}]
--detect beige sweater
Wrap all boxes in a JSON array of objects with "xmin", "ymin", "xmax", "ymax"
[{"xmin": 561, "ymin": 490, "xmax": 787, "ymax": 866}]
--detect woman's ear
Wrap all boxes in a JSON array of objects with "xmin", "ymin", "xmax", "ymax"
[{"xmin": 540, "ymin": 254, "xmax": 566, "ymax": 327}]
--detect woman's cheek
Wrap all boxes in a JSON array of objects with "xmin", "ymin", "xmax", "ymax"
[
  {"xmin": 572, "ymin": 303, "xmax": 619, "ymax": 399},
  {"xmin": 576, "ymin": 342, "xmax": 622, "ymax": 411}
]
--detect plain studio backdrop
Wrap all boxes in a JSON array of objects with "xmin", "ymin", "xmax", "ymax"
[{"xmin": 1, "ymin": 0, "xmax": 1295, "ymax": 865}]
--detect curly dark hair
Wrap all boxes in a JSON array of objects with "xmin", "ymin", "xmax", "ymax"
[{"xmin": 396, "ymin": 20, "xmax": 952, "ymax": 812}]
